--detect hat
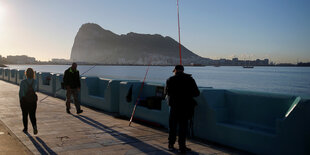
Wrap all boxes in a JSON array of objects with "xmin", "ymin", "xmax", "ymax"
[{"xmin": 173, "ymin": 65, "xmax": 184, "ymax": 72}]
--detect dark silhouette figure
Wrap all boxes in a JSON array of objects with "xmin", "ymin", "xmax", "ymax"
[
  {"xmin": 63, "ymin": 63, "xmax": 83, "ymax": 114},
  {"xmin": 19, "ymin": 68, "xmax": 38, "ymax": 135},
  {"xmin": 165, "ymin": 65, "xmax": 200, "ymax": 153}
]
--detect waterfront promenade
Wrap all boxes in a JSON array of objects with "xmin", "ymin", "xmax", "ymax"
[{"xmin": 0, "ymin": 80, "xmax": 247, "ymax": 155}]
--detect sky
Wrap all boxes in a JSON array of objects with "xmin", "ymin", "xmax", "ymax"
[{"xmin": 0, "ymin": 0, "xmax": 309, "ymax": 63}]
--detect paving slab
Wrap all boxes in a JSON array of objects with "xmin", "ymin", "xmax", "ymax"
[{"xmin": 0, "ymin": 80, "xmax": 250, "ymax": 155}]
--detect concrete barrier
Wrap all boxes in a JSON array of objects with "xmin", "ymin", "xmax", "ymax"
[
  {"xmin": 0, "ymin": 68, "xmax": 4, "ymax": 80},
  {"xmin": 54, "ymin": 74, "xmax": 66, "ymax": 100},
  {"xmin": 80, "ymin": 77, "xmax": 125, "ymax": 113},
  {"xmin": 37, "ymin": 72, "xmax": 55, "ymax": 96},
  {"xmin": 3, "ymin": 69, "xmax": 10, "ymax": 81},
  {"xmin": 9, "ymin": 69, "xmax": 17, "ymax": 84},
  {"xmin": 17, "ymin": 70, "xmax": 25, "ymax": 85},
  {"xmin": 192, "ymin": 88, "xmax": 310, "ymax": 155},
  {"xmin": 119, "ymin": 81, "xmax": 169, "ymax": 128}
]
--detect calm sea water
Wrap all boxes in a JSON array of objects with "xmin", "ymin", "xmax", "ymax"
[{"xmin": 5, "ymin": 65, "xmax": 310, "ymax": 97}]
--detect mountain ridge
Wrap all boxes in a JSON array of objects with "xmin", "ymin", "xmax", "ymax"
[{"xmin": 71, "ymin": 23, "xmax": 208, "ymax": 65}]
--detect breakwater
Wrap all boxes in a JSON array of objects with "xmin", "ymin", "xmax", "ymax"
[{"xmin": 0, "ymin": 68, "xmax": 309, "ymax": 155}]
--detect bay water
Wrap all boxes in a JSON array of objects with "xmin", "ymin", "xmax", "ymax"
[{"xmin": 5, "ymin": 65, "xmax": 310, "ymax": 98}]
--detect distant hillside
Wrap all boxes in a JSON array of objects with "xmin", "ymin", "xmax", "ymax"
[{"xmin": 71, "ymin": 23, "xmax": 209, "ymax": 65}]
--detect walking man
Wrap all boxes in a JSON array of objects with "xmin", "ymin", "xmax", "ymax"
[
  {"xmin": 63, "ymin": 63, "xmax": 83, "ymax": 114},
  {"xmin": 165, "ymin": 65, "xmax": 200, "ymax": 153}
]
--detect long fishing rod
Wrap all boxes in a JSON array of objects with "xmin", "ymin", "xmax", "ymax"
[
  {"xmin": 129, "ymin": 0, "xmax": 183, "ymax": 126},
  {"xmin": 177, "ymin": 0, "xmax": 182, "ymax": 65},
  {"xmin": 129, "ymin": 61, "xmax": 151, "ymax": 126},
  {"xmin": 39, "ymin": 64, "xmax": 97, "ymax": 102}
]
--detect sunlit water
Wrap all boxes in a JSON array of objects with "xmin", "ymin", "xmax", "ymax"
[{"xmin": 5, "ymin": 65, "xmax": 310, "ymax": 97}]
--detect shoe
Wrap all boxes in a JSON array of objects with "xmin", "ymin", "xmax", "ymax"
[
  {"xmin": 179, "ymin": 147, "xmax": 191, "ymax": 153},
  {"xmin": 168, "ymin": 144, "xmax": 175, "ymax": 151},
  {"xmin": 77, "ymin": 110, "xmax": 83, "ymax": 114},
  {"xmin": 33, "ymin": 126, "xmax": 38, "ymax": 135},
  {"xmin": 22, "ymin": 128, "xmax": 28, "ymax": 133},
  {"xmin": 66, "ymin": 109, "xmax": 71, "ymax": 114}
]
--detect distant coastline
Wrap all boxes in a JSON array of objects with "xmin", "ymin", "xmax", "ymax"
[
  {"xmin": 2, "ymin": 62, "xmax": 310, "ymax": 67},
  {"xmin": 2, "ymin": 55, "xmax": 310, "ymax": 67}
]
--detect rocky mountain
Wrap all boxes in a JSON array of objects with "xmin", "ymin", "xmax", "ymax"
[{"xmin": 71, "ymin": 23, "xmax": 208, "ymax": 65}]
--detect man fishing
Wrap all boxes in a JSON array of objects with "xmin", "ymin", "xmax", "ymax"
[
  {"xmin": 63, "ymin": 62, "xmax": 83, "ymax": 114},
  {"xmin": 165, "ymin": 65, "xmax": 200, "ymax": 153}
]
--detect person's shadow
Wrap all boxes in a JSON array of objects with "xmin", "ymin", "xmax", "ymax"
[
  {"xmin": 25, "ymin": 132, "xmax": 57, "ymax": 155},
  {"xmin": 73, "ymin": 115, "xmax": 178, "ymax": 154}
]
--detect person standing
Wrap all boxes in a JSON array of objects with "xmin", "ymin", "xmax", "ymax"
[
  {"xmin": 19, "ymin": 68, "xmax": 38, "ymax": 135},
  {"xmin": 165, "ymin": 65, "xmax": 200, "ymax": 153},
  {"xmin": 63, "ymin": 63, "xmax": 83, "ymax": 114}
]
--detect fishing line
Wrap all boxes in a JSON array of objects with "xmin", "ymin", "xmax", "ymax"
[{"xmin": 177, "ymin": 0, "xmax": 182, "ymax": 65}]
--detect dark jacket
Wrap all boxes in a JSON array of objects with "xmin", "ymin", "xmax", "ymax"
[
  {"xmin": 165, "ymin": 72, "xmax": 200, "ymax": 110},
  {"xmin": 63, "ymin": 67, "xmax": 81, "ymax": 89}
]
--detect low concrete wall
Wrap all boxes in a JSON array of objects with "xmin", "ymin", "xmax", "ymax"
[
  {"xmin": 3, "ymin": 69, "xmax": 10, "ymax": 81},
  {"xmin": 9, "ymin": 69, "xmax": 17, "ymax": 84},
  {"xmin": 37, "ymin": 72, "xmax": 55, "ymax": 96},
  {"xmin": 80, "ymin": 77, "xmax": 124, "ymax": 113},
  {"xmin": 54, "ymin": 74, "xmax": 66, "ymax": 100},
  {"xmin": 119, "ymin": 81, "xmax": 169, "ymax": 128},
  {"xmin": 17, "ymin": 70, "xmax": 25, "ymax": 85},
  {"xmin": 0, "ymin": 68, "xmax": 4, "ymax": 80},
  {"xmin": 192, "ymin": 88, "xmax": 310, "ymax": 155}
]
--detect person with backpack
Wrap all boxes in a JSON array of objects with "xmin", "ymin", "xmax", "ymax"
[{"xmin": 19, "ymin": 68, "xmax": 38, "ymax": 135}]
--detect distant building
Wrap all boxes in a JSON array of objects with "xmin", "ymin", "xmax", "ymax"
[
  {"xmin": 210, "ymin": 58, "xmax": 269, "ymax": 66},
  {"xmin": 264, "ymin": 59, "xmax": 269, "ymax": 65},
  {"xmin": 6, "ymin": 55, "xmax": 36, "ymax": 64},
  {"xmin": 51, "ymin": 58, "xmax": 71, "ymax": 63}
]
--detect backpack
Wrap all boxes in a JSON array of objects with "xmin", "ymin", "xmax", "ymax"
[{"xmin": 22, "ymin": 80, "xmax": 38, "ymax": 104}]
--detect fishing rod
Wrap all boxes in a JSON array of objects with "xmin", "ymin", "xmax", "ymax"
[
  {"xmin": 39, "ymin": 64, "xmax": 97, "ymax": 102},
  {"xmin": 129, "ymin": 61, "xmax": 151, "ymax": 126},
  {"xmin": 129, "ymin": 0, "xmax": 183, "ymax": 126},
  {"xmin": 177, "ymin": 0, "xmax": 182, "ymax": 65}
]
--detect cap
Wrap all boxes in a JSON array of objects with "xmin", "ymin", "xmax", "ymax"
[{"xmin": 173, "ymin": 65, "xmax": 184, "ymax": 72}]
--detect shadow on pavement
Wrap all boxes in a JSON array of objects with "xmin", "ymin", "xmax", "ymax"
[
  {"xmin": 73, "ymin": 115, "xmax": 171, "ymax": 154},
  {"xmin": 25, "ymin": 133, "xmax": 57, "ymax": 155}
]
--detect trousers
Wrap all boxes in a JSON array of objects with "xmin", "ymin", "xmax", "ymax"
[
  {"xmin": 168, "ymin": 107, "xmax": 188, "ymax": 148},
  {"xmin": 66, "ymin": 89, "xmax": 81, "ymax": 111},
  {"xmin": 20, "ymin": 101, "xmax": 37, "ymax": 130}
]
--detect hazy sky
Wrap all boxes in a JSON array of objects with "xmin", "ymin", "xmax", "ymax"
[{"xmin": 0, "ymin": 0, "xmax": 309, "ymax": 63}]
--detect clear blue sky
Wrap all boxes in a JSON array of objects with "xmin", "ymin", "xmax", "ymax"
[{"xmin": 0, "ymin": 0, "xmax": 309, "ymax": 63}]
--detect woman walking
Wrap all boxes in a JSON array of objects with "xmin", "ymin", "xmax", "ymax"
[{"xmin": 19, "ymin": 68, "xmax": 38, "ymax": 135}]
